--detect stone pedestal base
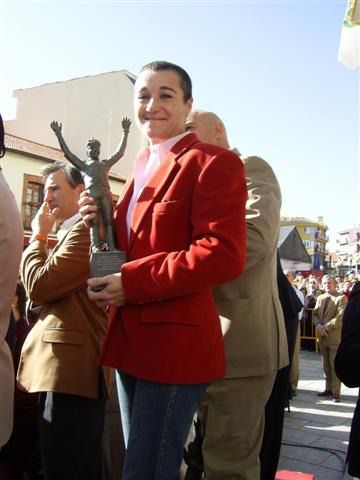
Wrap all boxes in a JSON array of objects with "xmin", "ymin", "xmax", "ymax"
[{"xmin": 90, "ymin": 249, "xmax": 126, "ymax": 292}]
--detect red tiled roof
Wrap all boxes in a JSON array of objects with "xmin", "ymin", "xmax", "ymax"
[{"xmin": 5, "ymin": 133, "xmax": 65, "ymax": 162}]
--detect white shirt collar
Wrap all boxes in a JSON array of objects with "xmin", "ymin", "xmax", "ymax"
[
  {"xmin": 150, "ymin": 131, "xmax": 190, "ymax": 163},
  {"xmin": 126, "ymin": 132, "xmax": 190, "ymax": 239},
  {"xmin": 57, "ymin": 212, "xmax": 82, "ymax": 241}
]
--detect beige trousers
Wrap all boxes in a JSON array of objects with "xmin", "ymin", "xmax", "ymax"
[
  {"xmin": 200, "ymin": 372, "xmax": 277, "ymax": 480},
  {"xmin": 318, "ymin": 338, "xmax": 341, "ymax": 395}
]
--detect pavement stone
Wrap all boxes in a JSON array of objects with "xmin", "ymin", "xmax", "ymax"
[{"xmin": 278, "ymin": 349, "xmax": 359, "ymax": 480}]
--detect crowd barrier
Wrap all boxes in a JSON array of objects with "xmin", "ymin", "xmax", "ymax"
[{"xmin": 300, "ymin": 308, "xmax": 319, "ymax": 353}]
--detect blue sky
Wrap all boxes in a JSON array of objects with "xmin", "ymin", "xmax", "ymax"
[{"xmin": 1, "ymin": 0, "xmax": 359, "ymax": 249}]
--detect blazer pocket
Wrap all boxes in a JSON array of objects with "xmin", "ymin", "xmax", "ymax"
[
  {"xmin": 141, "ymin": 299, "xmax": 202, "ymax": 327},
  {"xmin": 42, "ymin": 328, "xmax": 84, "ymax": 345},
  {"xmin": 153, "ymin": 198, "xmax": 185, "ymax": 214}
]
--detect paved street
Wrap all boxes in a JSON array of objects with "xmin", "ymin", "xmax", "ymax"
[{"xmin": 278, "ymin": 349, "xmax": 358, "ymax": 480}]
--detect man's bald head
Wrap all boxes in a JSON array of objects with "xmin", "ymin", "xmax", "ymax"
[{"xmin": 186, "ymin": 110, "xmax": 230, "ymax": 149}]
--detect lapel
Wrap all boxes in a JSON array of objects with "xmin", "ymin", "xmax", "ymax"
[
  {"xmin": 127, "ymin": 134, "xmax": 199, "ymax": 254},
  {"xmin": 319, "ymin": 296, "xmax": 330, "ymax": 321},
  {"xmin": 320, "ymin": 293, "xmax": 338, "ymax": 321},
  {"xmin": 114, "ymin": 176, "xmax": 134, "ymax": 252},
  {"xmin": 48, "ymin": 219, "xmax": 83, "ymax": 259}
]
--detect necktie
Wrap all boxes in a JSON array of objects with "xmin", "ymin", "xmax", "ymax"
[{"xmin": 321, "ymin": 296, "xmax": 331, "ymax": 322}]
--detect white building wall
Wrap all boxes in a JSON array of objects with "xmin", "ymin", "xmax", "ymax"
[
  {"xmin": 5, "ymin": 71, "xmax": 146, "ymax": 178},
  {"xmin": 1, "ymin": 152, "xmax": 44, "ymax": 210}
]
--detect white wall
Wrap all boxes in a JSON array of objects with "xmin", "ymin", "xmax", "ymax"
[{"xmin": 5, "ymin": 71, "xmax": 146, "ymax": 178}]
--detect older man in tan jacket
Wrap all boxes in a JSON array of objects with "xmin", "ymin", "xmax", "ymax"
[
  {"xmin": 314, "ymin": 274, "xmax": 348, "ymax": 402},
  {"xmin": 185, "ymin": 111, "xmax": 288, "ymax": 480}
]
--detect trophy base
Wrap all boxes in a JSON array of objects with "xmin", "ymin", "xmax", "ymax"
[{"xmin": 90, "ymin": 249, "xmax": 126, "ymax": 292}]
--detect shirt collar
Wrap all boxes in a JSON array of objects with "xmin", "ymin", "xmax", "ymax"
[
  {"xmin": 57, "ymin": 212, "xmax": 82, "ymax": 241},
  {"xmin": 149, "ymin": 132, "xmax": 191, "ymax": 164}
]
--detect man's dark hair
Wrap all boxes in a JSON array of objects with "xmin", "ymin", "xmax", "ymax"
[
  {"xmin": 0, "ymin": 113, "xmax": 6, "ymax": 158},
  {"xmin": 41, "ymin": 161, "xmax": 84, "ymax": 189},
  {"xmin": 140, "ymin": 60, "xmax": 193, "ymax": 102}
]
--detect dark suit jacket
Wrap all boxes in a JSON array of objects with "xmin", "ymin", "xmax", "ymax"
[
  {"xmin": 99, "ymin": 133, "xmax": 248, "ymax": 384},
  {"xmin": 276, "ymin": 254, "xmax": 303, "ymax": 360},
  {"xmin": 335, "ymin": 282, "xmax": 360, "ymax": 477}
]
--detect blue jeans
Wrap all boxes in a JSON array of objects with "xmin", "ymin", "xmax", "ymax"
[{"xmin": 116, "ymin": 370, "xmax": 207, "ymax": 480}]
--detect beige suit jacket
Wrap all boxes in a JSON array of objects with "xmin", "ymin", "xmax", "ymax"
[
  {"xmin": 313, "ymin": 292, "xmax": 348, "ymax": 346},
  {"xmin": 17, "ymin": 220, "xmax": 110, "ymax": 399},
  {"xmin": 214, "ymin": 156, "xmax": 288, "ymax": 378},
  {"xmin": 0, "ymin": 171, "xmax": 23, "ymax": 447}
]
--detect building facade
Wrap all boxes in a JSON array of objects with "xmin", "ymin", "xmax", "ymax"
[
  {"xmin": 278, "ymin": 225, "xmax": 312, "ymax": 272},
  {"xmin": 336, "ymin": 226, "xmax": 360, "ymax": 276},
  {"xmin": 280, "ymin": 216, "xmax": 328, "ymax": 274}
]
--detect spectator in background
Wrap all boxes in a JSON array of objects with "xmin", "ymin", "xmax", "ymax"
[
  {"xmin": 342, "ymin": 280, "xmax": 352, "ymax": 298},
  {"xmin": 314, "ymin": 275, "xmax": 347, "ymax": 402},
  {"xmin": 284, "ymin": 270, "xmax": 305, "ymax": 397},
  {"xmin": 0, "ymin": 113, "xmax": 24, "ymax": 449},
  {"xmin": 260, "ymin": 255, "xmax": 303, "ymax": 480},
  {"xmin": 306, "ymin": 276, "xmax": 323, "ymax": 308}
]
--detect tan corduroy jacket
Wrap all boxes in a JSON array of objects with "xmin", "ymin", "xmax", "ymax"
[
  {"xmin": 214, "ymin": 155, "xmax": 289, "ymax": 378},
  {"xmin": 17, "ymin": 220, "xmax": 111, "ymax": 399}
]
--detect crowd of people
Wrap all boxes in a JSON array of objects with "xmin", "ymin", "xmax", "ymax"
[
  {"xmin": 285, "ymin": 271, "xmax": 359, "ymax": 403},
  {"xmin": 286, "ymin": 272, "xmax": 359, "ymax": 306},
  {"xmin": 0, "ymin": 61, "xmax": 359, "ymax": 480}
]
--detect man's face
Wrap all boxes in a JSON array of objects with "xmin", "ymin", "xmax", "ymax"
[
  {"xmin": 185, "ymin": 112, "xmax": 217, "ymax": 144},
  {"xmin": 134, "ymin": 69, "xmax": 192, "ymax": 145},
  {"xmin": 43, "ymin": 170, "xmax": 83, "ymax": 225},
  {"xmin": 285, "ymin": 272, "xmax": 295, "ymax": 284},
  {"xmin": 322, "ymin": 277, "xmax": 336, "ymax": 293}
]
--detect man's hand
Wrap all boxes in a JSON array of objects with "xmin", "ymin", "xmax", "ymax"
[
  {"xmin": 50, "ymin": 120, "xmax": 62, "ymax": 135},
  {"xmin": 31, "ymin": 202, "xmax": 59, "ymax": 237},
  {"xmin": 87, "ymin": 273, "xmax": 127, "ymax": 309},
  {"xmin": 315, "ymin": 324, "xmax": 328, "ymax": 337}
]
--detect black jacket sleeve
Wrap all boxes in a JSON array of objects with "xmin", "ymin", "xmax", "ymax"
[{"xmin": 335, "ymin": 282, "xmax": 360, "ymax": 387}]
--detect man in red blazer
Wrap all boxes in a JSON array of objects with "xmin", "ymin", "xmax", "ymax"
[{"xmin": 80, "ymin": 60, "xmax": 247, "ymax": 479}]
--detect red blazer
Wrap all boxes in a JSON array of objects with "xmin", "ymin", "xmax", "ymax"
[{"xmin": 99, "ymin": 133, "xmax": 247, "ymax": 384}]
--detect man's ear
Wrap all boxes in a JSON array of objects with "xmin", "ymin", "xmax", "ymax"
[
  {"xmin": 186, "ymin": 98, "xmax": 193, "ymax": 115},
  {"xmin": 214, "ymin": 122, "xmax": 224, "ymax": 143}
]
